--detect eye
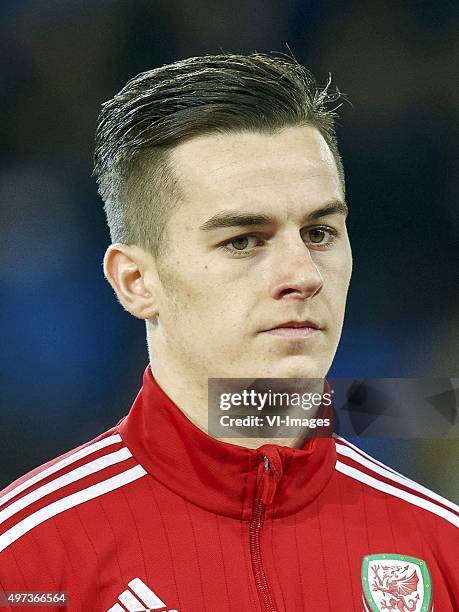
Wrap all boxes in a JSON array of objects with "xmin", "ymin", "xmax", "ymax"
[
  {"xmin": 219, "ymin": 234, "xmax": 263, "ymax": 256},
  {"xmin": 302, "ymin": 226, "xmax": 336, "ymax": 248}
]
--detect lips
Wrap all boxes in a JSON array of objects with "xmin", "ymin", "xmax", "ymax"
[{"xmin": 264, "ymin": 320, "xmax": 321, "ymax": 331}]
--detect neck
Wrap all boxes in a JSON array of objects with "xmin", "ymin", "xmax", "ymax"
[{"xmin": 149, "ymin": 359, "xmax": 323, "ymax": 450}]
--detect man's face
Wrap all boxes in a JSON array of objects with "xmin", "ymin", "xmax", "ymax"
[{"xmin": 149, "ymin": 125, "xmax": 352, "ymax": 380}]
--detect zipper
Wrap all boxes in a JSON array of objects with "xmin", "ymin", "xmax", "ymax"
[{"xmin": 249, "ymin": 454, "xmax": 280, "ymax": 612}]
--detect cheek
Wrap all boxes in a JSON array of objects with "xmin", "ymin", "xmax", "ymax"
[
  {"xmin": 162, "ymin": 270, "xmax": 225, "ymax": 326},
  {"xmin": 318, "ymin": 244, "xmax": 352, "ymax": 284},
  {"xmin": 319, "ymin": 257, "xmax": 351, "ymax": 290}
]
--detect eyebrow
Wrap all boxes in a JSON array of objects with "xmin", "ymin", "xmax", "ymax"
[{"xmin": 199, "ymin": 200, "xmax": 349, "ymax": 232}]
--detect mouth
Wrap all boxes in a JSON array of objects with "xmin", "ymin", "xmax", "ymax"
[{"xmin": 261, "ymin": 320, "xmax": 322, "ymax": 339}]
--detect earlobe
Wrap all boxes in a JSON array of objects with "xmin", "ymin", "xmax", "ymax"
[{"xmin": 103, "ymin": 244, "xmax": 159, "ymax": 320}]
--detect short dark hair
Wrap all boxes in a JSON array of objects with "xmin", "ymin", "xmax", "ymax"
[{"xmin": 94, "ymin": 52, "xmax": 344, "ymax": 259}]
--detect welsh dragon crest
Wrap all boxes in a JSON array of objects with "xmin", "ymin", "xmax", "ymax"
[{"xmin": 361, "ymin": 554, "xmax": 432, "ymax": 612}]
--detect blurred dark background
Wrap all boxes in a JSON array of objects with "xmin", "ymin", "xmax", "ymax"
[{"xmin": 1, "ymin": 1, "xmax": 458, "ymax": 500}]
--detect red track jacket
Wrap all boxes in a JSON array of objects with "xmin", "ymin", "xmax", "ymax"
[{"xmin": 0, "ymin": 366, "xmax": 458, "ymax": 611}]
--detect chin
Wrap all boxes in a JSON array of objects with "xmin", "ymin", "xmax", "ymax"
[{"xmin": 260, "ymin": 357, "xmax": 330, "ymax": 380}]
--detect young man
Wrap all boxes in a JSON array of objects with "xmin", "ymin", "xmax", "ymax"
[{"xmin": 0, "ymin": 54, "xmax": 457, "ymax": 612}]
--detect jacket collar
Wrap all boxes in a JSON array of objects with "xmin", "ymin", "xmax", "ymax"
[{"xmin": 119, "ymin": 365, "xmax": 336, "ymax": 520}]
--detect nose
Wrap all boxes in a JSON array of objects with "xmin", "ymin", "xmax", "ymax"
[{"xmin": 269, "ymin": 237, "xmax": 323, "ymax": 301}]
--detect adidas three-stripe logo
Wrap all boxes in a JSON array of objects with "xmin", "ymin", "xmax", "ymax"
[{"xmin": 107, "ymin": 577, "xmax": 178, "ymax": 612}]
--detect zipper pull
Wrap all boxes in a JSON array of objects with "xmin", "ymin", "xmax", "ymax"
[{"xmin": 261, "ymin": 454, "xmax": 280, "ymax": 506}]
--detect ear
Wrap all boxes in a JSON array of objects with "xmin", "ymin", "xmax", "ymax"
[{"xmin": 103, "ymin": 243, "xmax": 160, "ymax": 320}]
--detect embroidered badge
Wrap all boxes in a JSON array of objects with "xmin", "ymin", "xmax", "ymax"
[{"xmin": 361, "ymin": 554, "xmax": 432, "ymax": 612}]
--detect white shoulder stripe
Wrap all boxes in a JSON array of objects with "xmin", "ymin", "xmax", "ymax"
[
  {"xmin": 335, "ymin": 436, "xmax": 404, "ymax": 478},
  {"xmin": 336, "ymin": 443, "xmax": 459, "ymax": 514},
  {"xmin": 336, "ymin": 460, "xmax": 459, "ymax": 528},
  {"xmin": 0, "ymin": 447, "xmax": 132, "ymax": 525},
  {"xmin": 0, "ymin": 434, "xmax": 123, "ymax": 508},
  {"xmin": 0, "ymin": 464, "xmax": 147, "ymax": 553}
]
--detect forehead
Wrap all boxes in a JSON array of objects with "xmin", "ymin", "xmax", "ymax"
[{"xmin": 169, "ymin": 126, "xmax": 343, "ymax": 218}]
